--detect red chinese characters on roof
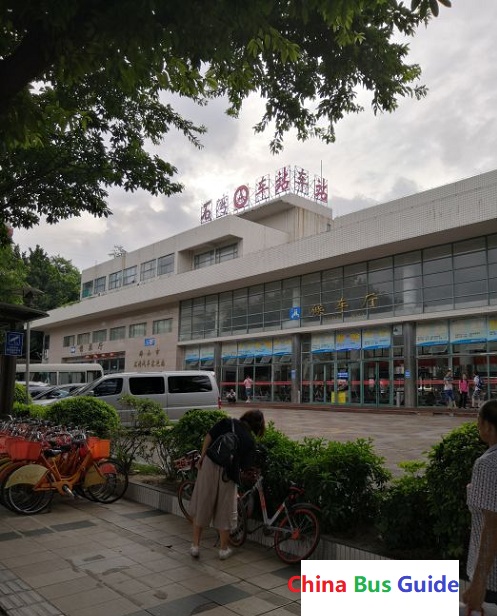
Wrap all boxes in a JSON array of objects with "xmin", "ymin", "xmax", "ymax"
[{"xmin": 201, "ymin": 165, "xmax": 329, "ymax": 223}]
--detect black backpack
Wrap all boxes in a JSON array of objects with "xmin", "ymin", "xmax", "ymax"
[{"xmin": 206, "ymin": 419, "xmax": 239, "ymax": 469}]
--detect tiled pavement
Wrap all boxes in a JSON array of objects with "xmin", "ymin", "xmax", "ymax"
[{"xmin": 0, "ymin": 496, "xmax": 300, "ymax": 616}]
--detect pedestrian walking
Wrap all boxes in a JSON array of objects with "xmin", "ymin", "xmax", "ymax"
[
  {"xmin": 472, "ymin": 371, "xmax": 484, "ymax": 410},
  {"xmin": 458, "ymin": 373, "xmax": 469, "ymax": 409},
  {"xmin": 243, "ymin": 375, "xmax": 254, "ymax": 402},
  {"xmin": 443, "ymin": 369, "xmax": 456, "ymax": 409}
]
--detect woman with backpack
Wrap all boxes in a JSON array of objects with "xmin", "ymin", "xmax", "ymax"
[{"xmin": 189, "ymin": 409, "xmax": 265, "ymax": 560}]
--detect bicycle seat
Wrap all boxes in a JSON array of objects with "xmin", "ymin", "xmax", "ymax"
[
  {"xmin": 43, "ymin": 444, "xmax": 72, "ymax": 457},
  {"xmin": 43, "ymin": 449, "xmax": 63, "ymax": 458}
]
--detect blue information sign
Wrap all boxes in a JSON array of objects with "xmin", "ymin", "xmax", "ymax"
[
  {"xmin": 5, "ymin": 331, "xmax": 24, "ymax": 356},
  {"xmin": 289, "ymin": 307, "xmax": 301, "ymax": 320},
  {"xmin": 144, "ymin": 338, "xmax": 156, "ymax": 347}
]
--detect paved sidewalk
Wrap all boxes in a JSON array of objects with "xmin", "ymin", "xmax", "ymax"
[{"xmin": 0, "ymin": 496, "xmax": 300, "ymax": 616}]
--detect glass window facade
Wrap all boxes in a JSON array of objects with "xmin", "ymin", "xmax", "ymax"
[
  {"xmin": 92, "ymin": 329, "xmax": 107, "ymax": 343},
  {"xmin": 140, "ymin": 259, "xmax": 156, "ymax": 281},
  {"xmin": 123, "ymin": 266, "xmax": 137, "ymax": 286},
  {"xmin": 179, "ymin": 235, "xmax": 497, "ymax": 340},
  {"xmin": 94, "ymin": 277, "xmax": 106, "ymax": 294},
  {"xmin": 129, "ymin": 322, "xmax": 146, "ymax": 338},
  {"xmin": 178, "ymin": 233, "xmax": 497, "ymax": 408},
  {"xmin": 109, "ymin": 271, "xmax": 122, "ymax": 290},
  {"xmin": 82, "ymin": 281, "xmax": 93, "ymax": 298},
  {"xmin": 157, "ymin": 254, "xmax": 174, "ymax": 276},
  {"xmin": 110, "ymin": 326, "xmax": 126, "ymax": 341},
  {"xmin": 77, "ymin": 332, "xmax": 90, "ymax": 345},
  {"xmin": 153, "ymin": 318, "xmax": 173, "ymax": 334},
  {"xmin": 193, "ymin": 243, "xmax": 238, "ymax": 270}
]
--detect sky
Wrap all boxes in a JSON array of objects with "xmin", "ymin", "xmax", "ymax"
[{"xmin": 13, "ymin": 1, "xmax": 497, "ymax": 272}]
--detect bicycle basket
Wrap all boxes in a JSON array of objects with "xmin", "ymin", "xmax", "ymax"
[
  {"xmin": 88, "ymin": 437, "xmax": 111, "ymax": 460},
  {"xmin": 240, "ymin": 467, "xmax": 260, "ymax": 487},
  {"xmin": 253, "ymin": 446, "xmax": 268, "ymax": 469},
  {"xmin": 174, "ymin": 456, "xmax": 193, "ymax": 472},
  {"xmin": 6, "ymin": 438, "xmax": 42, "ymax": 461}
]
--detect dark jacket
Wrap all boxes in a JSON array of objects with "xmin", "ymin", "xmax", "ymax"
[{"xmin": 208, "ymin": 417, "xmax": 256, "ymax": 482}]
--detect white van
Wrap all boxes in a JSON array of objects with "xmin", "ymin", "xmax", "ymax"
[{"xmin": 75, "ymin": 371, "xmax": 220, "ymax": 423}]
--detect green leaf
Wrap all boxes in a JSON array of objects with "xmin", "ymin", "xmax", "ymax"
[{"xmin": 430, "ymin": 0, "xmax": 440, "ymax": 16}]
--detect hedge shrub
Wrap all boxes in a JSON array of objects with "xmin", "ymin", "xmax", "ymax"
[
  {"xmin": 298, "ymin": 437, "xmax": 391, "ymax": 534},
  {"xmin": 425, "ymin": 421, "xmax": 486, "ymax": 561},
  {"xmin": 153, "ymin": 408, "xmax": 228, "ymax": 476},
  {"xmin": 44, "ymin": 396, "xmax": 120, "ymax": 437},
  {"xmin": 14, "ymin": 383, "xmax": 31, "ymax": 405},
  {"xmin": 111, "ymin": 395, "xmax": 171, "ymax": 473},
  {"xmin": 255, "ymin": 426, "xmax": 391, "ymax": 535},
  {"xmin": 257, "ymin": 422, "xmax": 302, "ymax": 509},
  {"xmin": 376, "ymin": 461, "xmax": 437, "ymax": 557},
  {"xmin": 12, "ymin": 402, "xmax": 47, "ymax": 418}
]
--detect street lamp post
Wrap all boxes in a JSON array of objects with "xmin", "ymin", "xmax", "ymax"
[{"xmin": 22, "ymin": 287, "xmax": 43, "ymax": 404}]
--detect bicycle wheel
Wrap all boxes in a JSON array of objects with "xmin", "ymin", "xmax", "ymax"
[
  {"xmin": 84, "ymin": 459, "xmax": 129, "ymax": 503},
  {"xmin": 2, "ymin": 465, "xmax": 53, "ymax": 515},
  {"xmin": 0, "ymin": 461, "xmax": 24, "ymax": 509},
  {"xmin": 274, "ymin": 506, "xmax": 320, "ymax": 564},
  {"xmin": 178, "ymin": 479, "xmax": 196, "ymax": 522},
  {"xmin": 229, "ymin": 495, "xmax": 247, "ymax": 547}
]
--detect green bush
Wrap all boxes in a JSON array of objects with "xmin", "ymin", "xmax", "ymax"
[
  {"xmin": 425, "ymin": 420, "xmax": 486, "ymax": 561},
  {"xmin": 256, "ymin": 426, "xmax": 390, "ymax": 535},
  {"xmin": 374, "ymin": 421, "xmax": 485, "ymax": 564},
  {"xmin": 12, "ymin": 402, "xmax": 47, "ymax": 418},
  {"xmin": 111, "ymin": 395, "xmax": 171, "ymax": 473},
  {"xmin": 258, "ymin": 422, "xmax": 301, "ymax": 505},
  {"xmin": 153, "ymin": 408, "xmax": 228, "ymax": 476},
  {"xmin": 44, "ymin": 396, "xmax": 120, "ymax": 437},
  {"xmin": 14, "ymin": 383, "xmax": 31, "ymax": 404},
  {"xmin": 166, "ymin": 408, "xmax": 228, "ymax": 454},
  {"xmin": 119, "ymin": 395, "xmax": 170, "ymax": 430},
  {"xmin": 376, "ymin": 461, "xmax": 437, "ymax": 556},
  {"xmin": 298, "ymin": 437, "xmax": 391, "ymax": 534}
]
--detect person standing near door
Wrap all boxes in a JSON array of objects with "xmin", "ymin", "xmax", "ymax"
[
  {"xmin": 443, "ymin": 369, "xmax": 456, "ymax": 409},
  {"xmin": 472, "ymin": 371, "xmax": 484, "ymax": 410},
  {"xmin": 243, "ymin": 375, "xmax": 254, "ymax": 402},
  {"xmin": 458, "ymin": 373, "xmax": 469, "ymax": 410}
]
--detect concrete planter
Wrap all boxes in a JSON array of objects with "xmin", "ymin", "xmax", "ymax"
[{"xmin": 125, "ymin": 478, "xmax": 388, "ymax": 561}]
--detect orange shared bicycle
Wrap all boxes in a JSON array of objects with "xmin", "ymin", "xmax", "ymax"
[{"xmin": 1, "ymin": 433, "xmax": 128, "ymax": 515}]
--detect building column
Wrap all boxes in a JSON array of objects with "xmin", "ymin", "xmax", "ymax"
[
  {"xmin": 213, "ymin": 342, "xmax": 222, "ymax": 391},
  {"xmin": 291, "ymin": 333, "xmax": 301, "ymax": 404},
  {"xmin": 403, "ymin": 322, "xmax": 417, "ymax": 408},
  {"xmin": 0, "ymin": 355, "xmax": 16, "ymax": 418}
]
